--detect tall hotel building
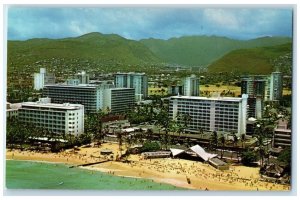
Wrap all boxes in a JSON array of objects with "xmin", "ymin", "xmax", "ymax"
[
  {"xmin": 18, "ymin": 98, "xmax": 84, "ymax": 136},
  {"xmin": 183, "ymin": 74, "xmax": 200, "ymax": 96},
  {"xmin": 103, "ymin": 88, "xmax": 135, "ymax": 114},
  {"xmin": 34, "ymin": 68, "xmax": 56, "ymax": 90},
  {"xmin": 241, "ymin": 76, "xmax": 265, "ymax": 119},
  {"xmin": 169, "ymin": 94, "xmax": 248, "ymax": 135},
  {"xmin": 270, "ymin": 72, "xmax": 283, "ymax": 101},
  {"xmin": 43, "ymin": 84, "xmax": 112, "ymax": 113},
  {"xmin": 114, "ymin": 72, "xmax": 148, "ymax": 101},
  {"xmin": 43, "ymin": 83, "xmax": 135, "ymax": 114}
]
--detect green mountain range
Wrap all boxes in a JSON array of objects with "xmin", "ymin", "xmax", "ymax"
[
  {"xmin": 208, "ymin": 43, "xmax": 292, "ymax": 74},
  {"xmin": 8, "ymin": 32, "xmax": 162, "ymax": 67},
  {"xmin": 140, "ymin": 36, "xmax": 292, "ymax": 67},
  {"xmin": 7, "ymin": 32, "xmax": 292, "ymax": 84}
]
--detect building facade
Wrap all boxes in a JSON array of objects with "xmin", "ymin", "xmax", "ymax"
[
  {"xmin": 183, "ymin": 74, "xmax": 200, "ymax": 96},
  {"xmin": 169, "ymin": 94, "xmax": 248, "ymax": 135},
  {"xmin": 114, "ymin": 72, "xmax": 148, "ymax": 101},
  {"xmin": 34, "ymin": 68, "xmax": 55, "ymax": 90},
  {"xmin": 270, "ymin": 72, "xmax": 283, "ymax": 101},
  {"xmin": 273, "ymin": 119, "xmax": 291, "ymax": 148},
  {"xmin": 168, "ymin": 85, "xmax": 184, "ymax": 96},
  {"xmin": 75, "ymin": 71, "xmax": 90, "ymax": 84},
  {"xmin": 103, "ymin": 88, "xmax": 135, "ymax": 114},
  {"xmin": 18, "ymin": 98, "xmax": 84, "ymax": 136},
  {"xmin": 6, "ymin": 102, "xmax": 21, "ymax": 118},
  {"xmin": 43, "ymin": 84, "xmax": 113, "ymax": 113}
]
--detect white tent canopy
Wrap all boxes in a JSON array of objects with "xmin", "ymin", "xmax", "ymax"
[
  {"xmin": 170, "ymin": 145, "xmax": 217, "ymax": 161},
  {"xmin": 170, "ymin": 148, "xmax": 186, "ymax": 157},
  {"xmin": 190, "ymin": 145, "xmax": 217, "ymax": 161}
]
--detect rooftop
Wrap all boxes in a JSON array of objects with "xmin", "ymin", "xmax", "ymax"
[
  {"xmin": 115, "ymin": 72, "xmax": 146, "ymax": 76},
  {"xmin": 170, "ymin": 95, "xmax": 247, "ymax": 102},
  {"xmin": 21, "ymin": 102, "xmax": 84, "ymax": 110},
  {"xmin": 44, "ymin": 83, "xmax": 112, "ymax": 89}
]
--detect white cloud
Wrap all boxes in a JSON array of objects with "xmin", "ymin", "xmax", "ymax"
[{"xmin": 203, "ymin": 9, "xmax": 240, "ymax": 31}]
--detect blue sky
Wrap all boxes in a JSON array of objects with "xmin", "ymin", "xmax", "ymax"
[{"xmin": 7, "ymin": 7, "xmax": 293, "ymax": 41}]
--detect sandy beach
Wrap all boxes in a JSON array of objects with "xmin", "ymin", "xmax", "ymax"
[{"xmin": 6, "ymin": 143, "xmax": 290, "ymax": 191}]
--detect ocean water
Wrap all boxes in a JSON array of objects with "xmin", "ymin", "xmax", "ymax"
[{"xmin": 6, "ymin": 160, "xmax": 184, "ymax": 190}]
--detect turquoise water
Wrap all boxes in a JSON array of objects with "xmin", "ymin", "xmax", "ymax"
[{"xmin": 6, "ymin": 160, "xmax": 183, "ymax": 190}]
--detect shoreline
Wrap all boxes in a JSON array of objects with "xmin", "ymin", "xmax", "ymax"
[{"xmin": 6, "ymin": 145, "xmax": 291, "ymax": 191}]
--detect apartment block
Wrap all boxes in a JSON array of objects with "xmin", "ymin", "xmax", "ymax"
[{"xmin": 114, "ymin": 72, "xmax": 148, "ymax": 101}]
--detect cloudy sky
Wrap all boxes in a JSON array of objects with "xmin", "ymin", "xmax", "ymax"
[{"xmin": 7, "ymin": 6, "xmax": 293, "ymax": 41}]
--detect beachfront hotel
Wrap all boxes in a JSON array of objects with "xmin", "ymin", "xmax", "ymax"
[
  {"xmin": 43, "ymin": 83, "xmax": 114, "ymax": 113},
  {"xmin": 18, "ymin": 98, "xmax": 84, "ymax": 136},
  {"xmin": 169, "ymin": 94, "xmax": 248, "ymax": 135},
  {"xmin": 114, "ymin": 72, "xmax": 148, "ymax": 101},
  {"xmin": 103, "ymin": 88, "xmax": 135, "ymax": 114}
]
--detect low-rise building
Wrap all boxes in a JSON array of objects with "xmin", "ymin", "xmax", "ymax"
[{"xmin": 273, "ymin": 119, "xmax": 291, "ymax": 148}]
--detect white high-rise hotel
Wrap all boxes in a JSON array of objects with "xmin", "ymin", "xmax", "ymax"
[
  {"xmin": 18, "ymin": 98, "xmax": 84, "ymax": 136},
  {"xmin": 169, "ymin": 94, "xmax": 248, "ymax": 135},
  {"xmin": 34, "ymin": 68, "xmax": 55, "ymax": 90},
  {"xmin": 183, "ymin": 74, "xmax": 200, "ymax": 96}
]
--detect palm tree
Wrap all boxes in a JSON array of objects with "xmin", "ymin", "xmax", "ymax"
[
  {"xmin": 198, "ymin": 128, "xmax": 204, "ymax": 139},
  {"xmin": 210, "ymin": 131, "xmax": 218, "ymax": 153},
  {"xmin": 220, "ymin": 135, "xmax": 225, "ymax": 159},
  {"xmin": 231, "ymin": 134, "xmax": 238, "ymax": 161},
  {"xmin": 255, "ymin": 123, "xmax": 266, "ymax": 167},
  {"xmin": 241, "ymin": 134, "xmax": 246, "ymax": 149}
]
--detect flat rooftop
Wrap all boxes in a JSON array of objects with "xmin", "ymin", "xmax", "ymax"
[
  {"xmin": 170, "ymin": 95, "xmax": 247, "ymax": 102},
  {"xmin": 44, "ymin": 84, "xmax": 113, "ymax": 89},
  {"xmin": 21, "ymin": 102, "xmax": 84, "ymax": 110},
  {"xmin": 115, "ymin": 72, "xmax": 146, "ymax": 75}
]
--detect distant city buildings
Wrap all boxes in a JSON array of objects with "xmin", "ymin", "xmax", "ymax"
[
  {"xmin": 33, "ymin": 68, "xmax": 55, "ymax": 90},
  {"xmin": 183, "ymin": 74, "xmax": 200, "ymax": 96},
  {"xmin": 75, "ymin": 71, "xmax": 90, "ymax": 84},
  {"xmin": 169, "ymin": 94, "xmax": 248, "ymax": 135},
  {"xmin": 273, "ymin": 119, "xmax": 291, "ymax": 148},
  {"xmin": 114, "ymin": 72, "xmax": 148, "ymax": 101},
  {"xmin": 18, "ymin": 98, "xmax": 84, "ymax": 136},
  {"xmin": 168, "ymin": 85, "xmax": 184, "ymax": 96}
]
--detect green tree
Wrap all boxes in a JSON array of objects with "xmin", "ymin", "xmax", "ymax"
[
  {"xmin": 241, "ymin": 150, "xmax": 258, "ymax": 166},
  {"xmin": 241, "ymin": 134, "xmax": 246, "ymax": 148},
  {"xmin": 210, "ymin": 131, "xmax": 218, "ymax": 153},
  {"xmin": 141, "ymin": 141, "xmax": 161, "ymax": 152},
  {"xmin": 220, "ymin": 135, "xmax": 225, "ymax": 159},
  {"xmin": 278, "ymin": 147, "xmax": 291, "ymax": 175}
]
